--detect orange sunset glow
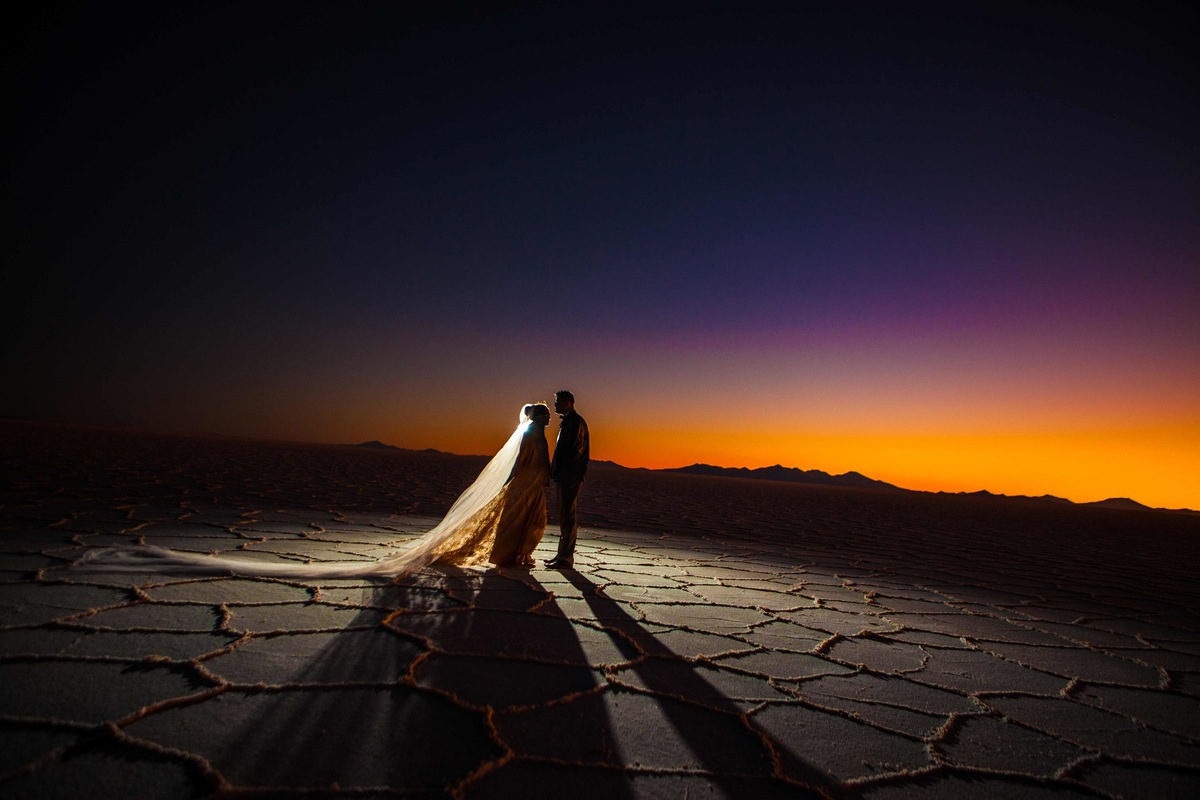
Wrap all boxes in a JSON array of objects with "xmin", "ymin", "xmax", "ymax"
[{"xmin": 7, "ymin": 3, "xmax": 1197, "ymax": 513}]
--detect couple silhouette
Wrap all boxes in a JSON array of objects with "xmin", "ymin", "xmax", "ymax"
[
  {"xmin": 420, "ymin": 389, "xmax": 589, "ymax": 571},
  {"xmin": 486, "ymin": 390, "xmax": 590, "ymax": 569},
  {"xmin": 75, "ymin": 392, "xmax": 590, "ymax": 578}
]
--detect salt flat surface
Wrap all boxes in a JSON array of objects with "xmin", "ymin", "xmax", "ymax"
[{"xmin": 2, "ymin": 421, "xmax": 1199, "ymax": 798}]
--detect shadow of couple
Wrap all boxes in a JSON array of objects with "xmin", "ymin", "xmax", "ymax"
[{"xmin": 205, "ymin": 567, "xmax": 831, "ymax": 798}]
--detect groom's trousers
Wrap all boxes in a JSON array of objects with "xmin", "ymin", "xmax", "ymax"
[{"xmin": 555, "ymin": 480, "xmax": 583, "ymax": 561}]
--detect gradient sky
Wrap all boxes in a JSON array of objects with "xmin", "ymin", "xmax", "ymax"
[{"xmin": 7, "ymin": 2, "xmax": 1198, "ymax": 509}]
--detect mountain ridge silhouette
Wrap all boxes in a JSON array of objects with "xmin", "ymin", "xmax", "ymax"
[{"xmin": 352, "ymin": 444, "xmax": 1197, "ymax": 515}]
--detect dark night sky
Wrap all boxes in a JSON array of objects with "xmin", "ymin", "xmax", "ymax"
[{"xmin": 6, "ymin": 2, "xmax": 1198, "ymax": 507}]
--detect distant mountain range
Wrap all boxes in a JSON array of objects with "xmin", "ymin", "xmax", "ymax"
[
  {"xmin": 648, "ymin": 465, "xmax": 1195, "ymax": 515},
  {"xmin": 355, "ymin": 441, "xmax": 450, "ymax": 455},
  {"xmin": 354, "ymin": 440, "xmax": 398, "ymax": 450},
  {"xmin": 653, "ymin": 464, "xmax": 1195, "ymax": 514},
  {"xmin": 932, "ymin": 489, "xmax": 1194, "ymax": 514},
  {"xmin": 663, "ymin": 463, "xmax": 900, "ymax": 491},
  {"xmin": 354, "ymin": 443, "xmax": 1197, "ymax": 515}
]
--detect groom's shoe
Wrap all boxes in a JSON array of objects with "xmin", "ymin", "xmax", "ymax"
[{"xmin": 544, "ymin": 557, "xmax": 573, "ymax": 569}]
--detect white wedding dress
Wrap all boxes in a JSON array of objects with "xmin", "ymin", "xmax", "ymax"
[{"xmin": 75, "ymin": 410, "xmax": 549, "ymax": 577}]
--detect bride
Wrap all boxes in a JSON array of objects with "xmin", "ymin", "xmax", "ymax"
[{"xmin": 76, "ymin": 404, "xmax": 553, "ymax": 577}]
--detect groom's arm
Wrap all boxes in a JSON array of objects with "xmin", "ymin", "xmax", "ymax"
[{"xmin": 575, "ymin": 419, "xmax": 590, "ymax": 480}]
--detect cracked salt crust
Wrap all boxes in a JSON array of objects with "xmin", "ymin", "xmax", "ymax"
[{"xmin": 2, "ymin": 422, "xmax": 1199, "ymax": 797}]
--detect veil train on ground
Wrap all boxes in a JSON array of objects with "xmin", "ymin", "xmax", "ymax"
[{"xmin": 73, "ymin": 414, "xmax": 533, "ymax": 578}]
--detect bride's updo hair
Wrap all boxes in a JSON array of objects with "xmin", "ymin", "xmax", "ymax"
[{"xmin": 523, "ymin": 403, "xmax": 551, "ymax": 426}]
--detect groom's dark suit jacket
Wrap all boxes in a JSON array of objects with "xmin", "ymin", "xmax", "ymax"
[{"xmin": 551, "ymin": 410, "xmax": 589, "ymax": 486}]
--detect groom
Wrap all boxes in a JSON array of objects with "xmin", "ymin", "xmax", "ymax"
[{"xmin": 546, "ymin": 390, "xmax": 589, "ymax": 569}]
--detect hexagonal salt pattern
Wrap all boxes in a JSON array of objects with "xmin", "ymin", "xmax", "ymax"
[{"xmin": 2, "ymin": 423, "xmax": 1199, "ymax": 797}]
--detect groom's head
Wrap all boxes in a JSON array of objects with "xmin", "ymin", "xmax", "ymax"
[{"xmin": 554, "ymin": 390, "xmax": 574, "ymax": 415}]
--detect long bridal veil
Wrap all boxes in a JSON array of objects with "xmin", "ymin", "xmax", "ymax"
[{"xmin": 73, "ymin": 412, "xmax": 533, "ymax": 578}]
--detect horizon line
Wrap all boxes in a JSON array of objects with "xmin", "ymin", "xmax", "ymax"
[{"xmin": 3, "ymin": 416, "xmax": 1195, "ymax": 514}]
